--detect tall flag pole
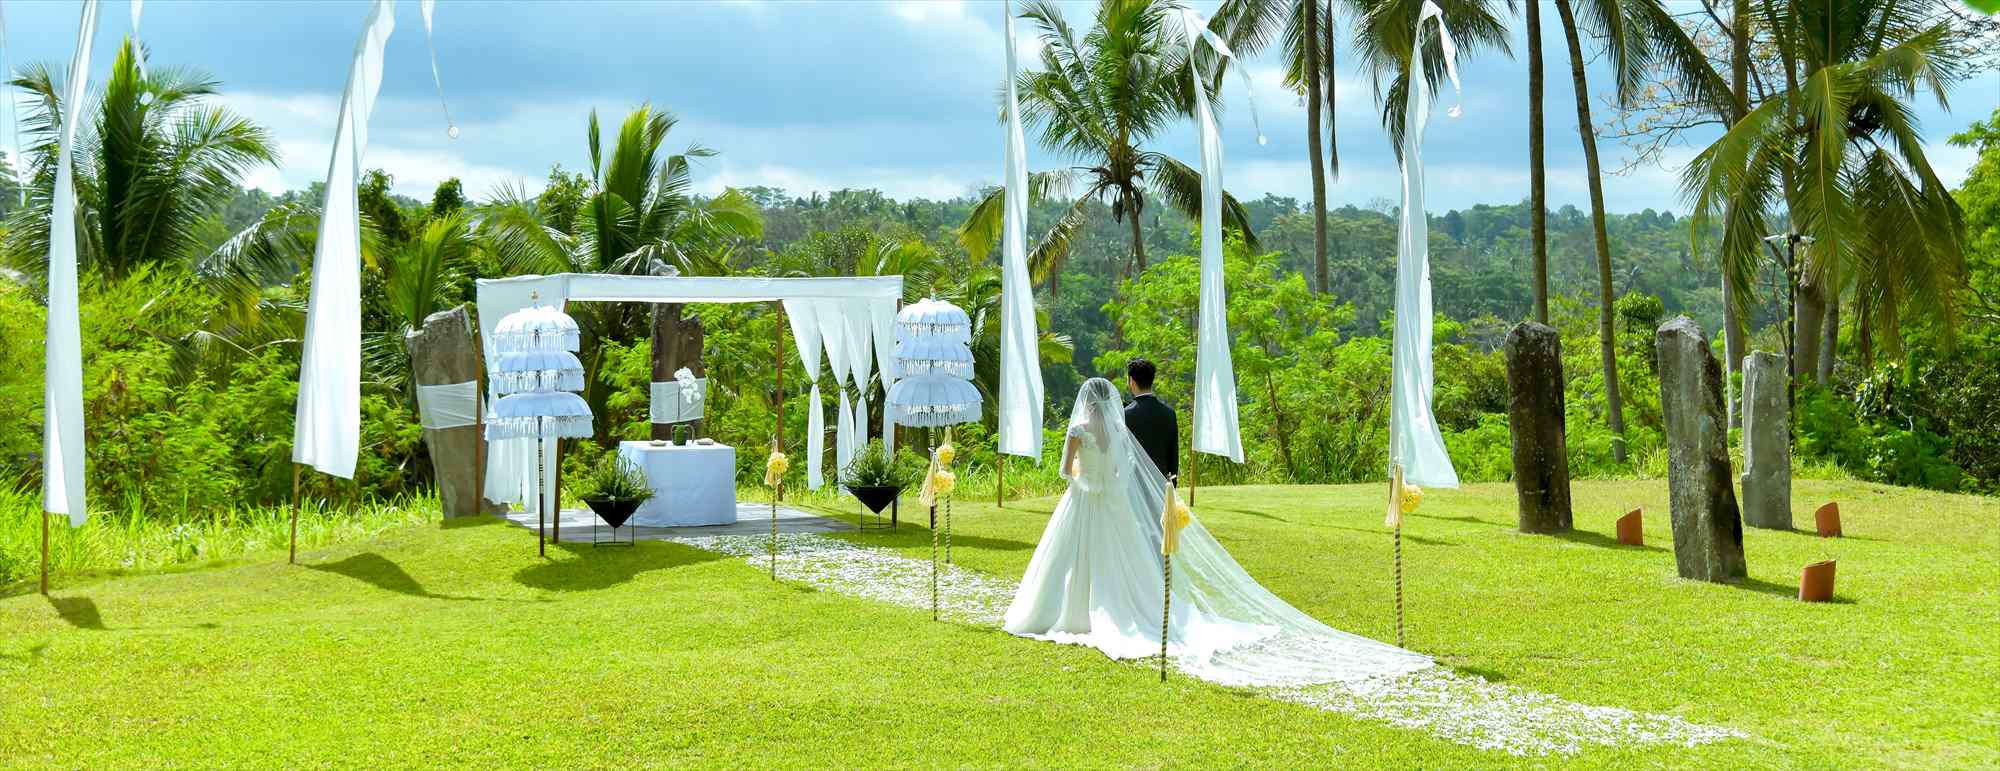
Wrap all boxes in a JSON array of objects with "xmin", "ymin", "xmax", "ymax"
[
  {"xmin": 995, "ymin": 0, "xmax": 1045, "ymax": 504},
  {"xmin": 1174, "ymin": 8, "xmax": 1260, "ymax": 469},
  {"xmin": 40, "ymin": 0, "xmax": 102, "ymax": 595},
  {"xmin": 1385, "ymin": 0, "xmax": 1463, "ymax": 647}
]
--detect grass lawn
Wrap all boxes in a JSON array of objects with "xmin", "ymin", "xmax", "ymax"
[{"xmin": 3, "ymin": 480, "xmax": 1995, "ymax": 768}]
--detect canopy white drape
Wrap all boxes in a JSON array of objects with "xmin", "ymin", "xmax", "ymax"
[
  {"xmin": 1388, "ymin": 1, "xmax": 1462, "ymax": 489},
  {"xmin": 475, "ymin": 274, "xmax": 902, "ymax": 504},
  {"xmin": 41, "ymin": 0, "xmax": 100, "ymax": 525},
  {"xmin": 293, "ymin": 0, "xmax": 397, "ymax": 480},
  {"xmin": 1177, "ymin": 8, "xmax": 1248, "ymax": 464},
  {"xmin": 996, "ymin": 0, "xmax": 1045, "ymax": 463}
]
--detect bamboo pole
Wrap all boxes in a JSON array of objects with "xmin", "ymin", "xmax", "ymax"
[
  {"xmin": 775, "ymin": 302, "xmax": 785, "ymax": 503},
  {"xmin": 552, "ymin": 437, "xmax": 563, "ymax": 545},
  {"xmin": 39, "ymin": 509, "xmax": 50, "ymax": 595},
  {"xmin": 996, "ymin": 454, "xmax": 1004, "ymax": 508},
  {"xmin": 290, "ymin": 463, "xmax": 302, "ymax": 564}
]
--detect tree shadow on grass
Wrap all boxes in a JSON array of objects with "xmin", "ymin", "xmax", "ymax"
[
  {"xmin": 511, "ymin": 540, "xmax": 725, "ymax": 592},
  {"xmin": 1553, "ymin": 529, "xmax": 1667, "ymax": 553},
  {"xmin": 1210, "ymin": 507, "xmax": 1291, "ymax": 524},
  {"xmin": 1323, "ymin": 525, "xmax": 1457, "ymax": 547},
  {"xmin": 843, "ymin": 525, "xmax": 1038, "ymax": 553},
  {"xmin": 1406, "ymin": 512, "xmax": 1505, "ymax": 528},
  {"xmin": 307, "ymin": 553, "xmax": 484, "ymax": 601},
  {"xmin": 47, "ymin": 596, "xmax": 105, "ymax": 630}
]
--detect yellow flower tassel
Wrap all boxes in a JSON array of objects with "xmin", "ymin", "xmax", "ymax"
[{"xmin": 764, "ymin": 450, "xmax": 789, "ymax": 488}]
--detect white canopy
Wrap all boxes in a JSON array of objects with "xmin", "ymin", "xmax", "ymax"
[{"xmin": 474, "ymin": 273, "xmax": 903, "ymax": 506}]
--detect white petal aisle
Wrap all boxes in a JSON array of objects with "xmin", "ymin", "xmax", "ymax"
[{"xmin": 669, "ymin": 533, "xmax": 1742, "ymax": 757}]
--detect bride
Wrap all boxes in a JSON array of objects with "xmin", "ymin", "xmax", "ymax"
[{"xmin": 1003, "ymin": 378, "xmax": 1433, "ymax": 687}]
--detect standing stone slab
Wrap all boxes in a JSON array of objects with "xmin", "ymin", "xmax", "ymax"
[
  {"xmin": 1655, "ymin": 317, "xmax": 1747, "ymax": 582},
  {"xmin": 1505, "ymin": 322, "xmax": 1572, "ymax": 533},
  {"xmin": 407, "ymin": 306, "xmax": 491, "ymax": 518},
  {"xmin": 1741, "ymin": 351, "xmax": 1793, "ymax": 529}
]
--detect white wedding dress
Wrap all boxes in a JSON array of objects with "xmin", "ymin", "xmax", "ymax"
[{"xmin": 1003, "ymin": 379, "xmax": 1433, "ymax": 687}]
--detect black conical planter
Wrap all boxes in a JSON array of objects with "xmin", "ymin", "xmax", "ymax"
[
  {"xmin": 585, "ymin": 498, "xmax": 643, "ymax": 529},
  {"xmin": 848, "ymin": 485, "xmax": 902, "ymax": 514}
]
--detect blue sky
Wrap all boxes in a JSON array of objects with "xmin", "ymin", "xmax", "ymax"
[{"xmin": 4, "ymin": 0, "xmax": 1994, "ymax": 213}]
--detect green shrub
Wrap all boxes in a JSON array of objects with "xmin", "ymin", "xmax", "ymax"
[
  {"xmin": 569, "ymin": 453, "xmax": 654, "ymax": 503},
  {"xmin": 841, "ymin": 440, "xmax": 915, "ymax": 489}
]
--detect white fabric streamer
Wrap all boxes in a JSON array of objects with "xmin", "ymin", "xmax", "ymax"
[
  {"xmin": 415, "ymin": 381, "xmax": 480, "ymax": 430},
  {"xmin": 870, "ymin": 299, "xmax": 900, "ymax": 456},
  {"xmin": 1177, "ymin": 7, "xmax": 1245, "ymax": 464},
  {"xmin": 997, "ymin": 0, "xmax": 1046, "ymax": 462},
  {"xmin": 42, "ymin": 0, "xmax": 100, "ymax": 526},
  {"xmin": 783, "ymin": 298, "xmax": 827, "ymax": 490},
  {"xmin": 417, "ymin": 0, "xmax": 456, "ymax": 137},
  {"xmin": 1388, "ymin": 1, "xmax": 1461, "ymax": 489},
  {"xmin": 294, "ymin": 0, "xmax": 396, "ymax": 480}
]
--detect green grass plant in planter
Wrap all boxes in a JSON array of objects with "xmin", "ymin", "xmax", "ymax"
[
  {"xmin": 571, "ymin": 454, "xmax": 655, "ymax": 529},
  {"xmin": 841, "ymin": 440, "xmax": 913, "ymax": 514}
]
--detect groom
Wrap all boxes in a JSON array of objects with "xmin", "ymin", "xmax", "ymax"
[{"xmin": 1123, "ymin": 359, "xmax": 1179, "ymax": 481}]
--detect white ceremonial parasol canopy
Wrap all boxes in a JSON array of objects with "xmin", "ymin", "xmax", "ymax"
[
  {"xmin": 888, "ymin": 298, "xmax": 981, "ymax": 428},
  {"xmin": 485, "ymin": 304, "xmax": 593, "ymax": 441}
]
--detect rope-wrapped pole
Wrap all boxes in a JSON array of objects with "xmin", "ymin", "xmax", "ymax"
[
  {"xmin": 930, "ymin": 502, "xmax": 940, "ymax": 621},
  {"xmin": 1394, "ymin": 523, "xmax": 1405, "ymax": 648},
  {"xmin": 1160, "ymin": 553, "xmax": 1172, "ymax": 682},
  {"xmin": 770, "ymin": 483, "xmax": 779, "ymax": 580},
  {"xmin": 945, "ymin": 497, "xmax": 953, "ymax": 565}
]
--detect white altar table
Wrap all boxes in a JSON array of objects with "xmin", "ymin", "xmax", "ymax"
[{"xmin": 616, "ymin": 441, "xmax": 737, "ymax": 527}]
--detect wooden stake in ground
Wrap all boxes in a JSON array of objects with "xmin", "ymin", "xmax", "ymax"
[
  {"xmin": 290, "ymin": 463, "xmax": 302, "ymax": 564},
  {"xmin": 40, "ymin": 509, "xmax": 50, "ymax": 595}
]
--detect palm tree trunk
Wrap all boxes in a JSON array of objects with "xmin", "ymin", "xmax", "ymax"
[
  {"xmin": 1127, "ymin": 208, "xmax": 1148, "ymax": 276},
  {"xmin": 1526, "ymin": 0, "xmax": 1549, "ymax": 324},
  {"xmin": 1556, "ymin": 0, "xmax": 1627, "ymax": 463},
  {"xmin": 1818, "ymin": 292, "xmax": 1839, "ymax": 383},
  {"xmin": 1722, "ymin": 0, "xmax": 1751, "ymax": 387},
  {"xmin": 1304, "ymin": 0, "xmax": 1330, "ymax": 295},
  {"xmin": 1795, "ymin": 276, "xmax": 1827, "ymax": 383}
]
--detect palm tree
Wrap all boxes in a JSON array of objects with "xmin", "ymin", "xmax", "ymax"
[
  {"xmin": 1526, "ymin": 0, "xmax": 1548, "ymax": 324},
  {"xmin": 1685, "ymin": 0, "xmax": 1976, "ymax": 378},
  {"xmin": 1209, "ymin": 0, "xmax": 1512, "ymax": 302},
  {"xmin": 1542, "ymin": 0, "xmax": 1726, "ymax": 464},
  {"xmin": 481, "ymin": 105, "xmax": 762, "ymax": 434},
  {"xmin": 4, "ymin": 37, "xmax": 277, "ymax": 284},
  {"xmin": 959, "ymin": 0, "xmax": 1259, "ymax": 296}
]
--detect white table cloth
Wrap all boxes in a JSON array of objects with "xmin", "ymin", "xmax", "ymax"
[{"xmin": 617, "ymin": 441, "xmax": 737, "ymax": 527}]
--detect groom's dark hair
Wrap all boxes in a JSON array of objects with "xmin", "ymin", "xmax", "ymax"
[{"xmin": 1126, "ymin": 359, "xmax": 1156, "ymax": 390}]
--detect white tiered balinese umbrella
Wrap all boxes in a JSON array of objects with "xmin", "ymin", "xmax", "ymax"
[
  {"xmin": 888, "ymin": 298, "xmax": 982, "ymax": 618},
  {"xmin": 888, "ymin": 298, "xmax": 981, "ymax": 428},
  {"xmin": 485, "ymin": 302, "xmax": 592, "ymax": 556}
]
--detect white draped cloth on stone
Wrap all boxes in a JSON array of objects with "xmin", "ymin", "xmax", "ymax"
[
  {"xmin": 293, "ymin": 0, "xmax": 397, "ymax": 480},
  {"xmin": 1176, "ymin": 7, "xmax": 1246, "ymax": 464},
  {"xmin": 42, "ymin": 0, "xmax": 100, "ymax": 525},
  {"xmin": 996, "ymin": 0, "xmax": 1045, "ymax": 463},
  {"xmin": 1388, "ymin": 1, "xmax": 1462, "ymax": 489}
]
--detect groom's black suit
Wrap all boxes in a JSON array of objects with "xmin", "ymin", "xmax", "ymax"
[{"xmin": 1124, "ymin": 393, "xmax": 1180, "ymax": 481}]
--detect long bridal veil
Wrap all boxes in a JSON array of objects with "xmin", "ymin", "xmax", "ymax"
[{"xmin": 1063, "ymin": 378, "xmax": 1432, "ymax": 688}]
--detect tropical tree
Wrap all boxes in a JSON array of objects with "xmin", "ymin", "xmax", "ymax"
[
  {"xmin": 1683, "ymin": 0, "xmax": 1984, "ymax": 378},
  {"xmin": 1547, "ymin": 0, "xmax": 1727, "ymax": 463},
  {"xmin": 481, "ymin": 105, "xmax": 762, "ymax": 434},
  {"xmin": 959, "ymin": 0, "xmax": 1261, "ymax": 297},
  {"xmin": 4, "ymin": 37, "xmax": 277, "ymax": 285}
]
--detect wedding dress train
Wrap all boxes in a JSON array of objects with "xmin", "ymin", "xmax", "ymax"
[{"xmin": 1003, "ymin": 379, "xmax": 1432, "ymax": 687}]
